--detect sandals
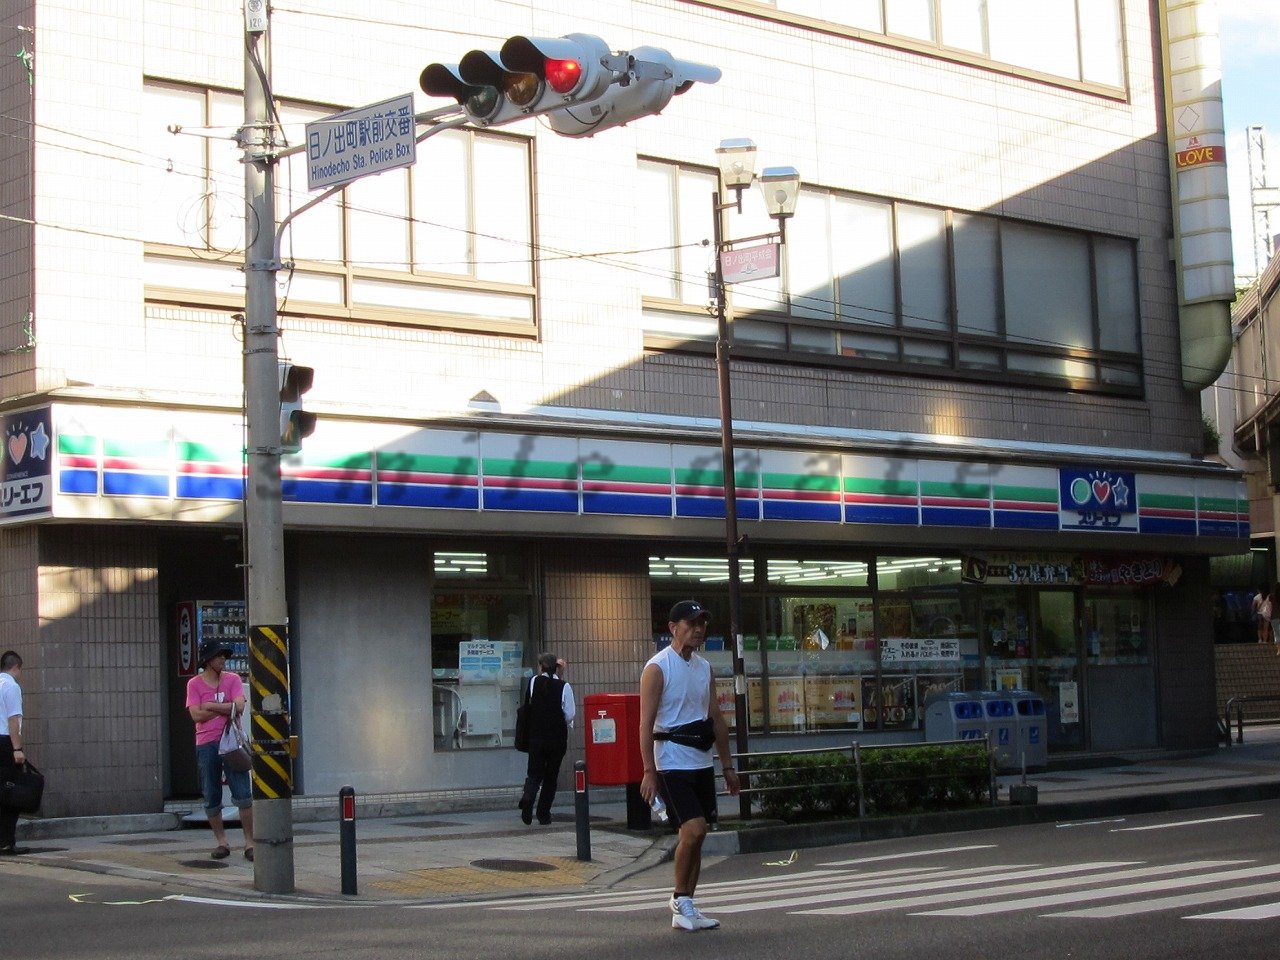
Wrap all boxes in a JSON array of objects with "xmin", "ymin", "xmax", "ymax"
[
  {"xmin": 211, "ymin": 845, "xmax": 231, "ymax": 860},
  {"xmin": 244, "ymin": 848, "xmax": 255, "ymax": 862}
]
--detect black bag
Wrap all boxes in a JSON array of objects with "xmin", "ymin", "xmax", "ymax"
[
  {"xmin": 654, "ymin": 718, "xmax": 716, "ymax": 751},
  {"xmin": 1, "ymin": 760, "xmax": 45, "ymax": 814},
  {"xmin": 514, "ymin": 681, "xmax": 531, "ymax": 753}
]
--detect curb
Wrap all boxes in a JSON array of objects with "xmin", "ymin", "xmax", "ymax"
[{"xmin": 19, "ymin": 813, "xmax": 182, "ymax": 840}]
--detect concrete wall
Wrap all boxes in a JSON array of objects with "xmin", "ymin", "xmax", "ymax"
[{"xmin": 1156, "ymin": 556, "xmax": 1219, "ymax": 749}]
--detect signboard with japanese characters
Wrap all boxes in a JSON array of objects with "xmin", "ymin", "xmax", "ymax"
[
  {"xmin": 306, "ymin": 93, "xmax": 416, "ymax": 191},
  {"xmin": 1, "ymin": 406, "xmax": 52, "ymax": 523}
]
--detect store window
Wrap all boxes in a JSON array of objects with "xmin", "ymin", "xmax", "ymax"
[
  {"xmin": 1084, "ymin": 590, "xmax": 1149, "ymax": 664},
  {"xmin": 141, "ymin": 83, "xmax": 535, "ymax": 332},
  {"xmin": 430, "ymin": 550, "xmax": 533, "ymax": 751}
]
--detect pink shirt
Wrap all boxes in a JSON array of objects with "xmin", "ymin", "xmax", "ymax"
[{"xmin": 186, "ymin": 670, "xmax": 245, "ymax": 746}]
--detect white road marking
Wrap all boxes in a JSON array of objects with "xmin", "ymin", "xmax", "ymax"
[{"xmin": 1110, "ymin": 813, "xmax": 1263, "ymax": 832}]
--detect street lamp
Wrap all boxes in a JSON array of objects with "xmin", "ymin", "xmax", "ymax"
[{"xmin": 710, "ymin": 138, "xmax": 800, "ymax": 820}]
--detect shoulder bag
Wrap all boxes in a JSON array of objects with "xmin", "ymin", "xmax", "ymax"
[
  {"xmin": 218, "ymin": 703, "xmax": 253, "ymax": 773},
  {"xmin": 514, "ymin": 678, "xmax": 531, "ymax": 753},
  {"xmin": 1, "ymin": 759, "xmax": 45, "ymax": 814}
]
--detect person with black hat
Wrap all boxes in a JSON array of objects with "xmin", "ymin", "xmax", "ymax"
[
  {"xmin": 639, "ymin": 600, "xmax": 740, "ymax": 931},
  {"xmin": 185, "ymin": 639, "xmax": 254, "ymax": 861}
]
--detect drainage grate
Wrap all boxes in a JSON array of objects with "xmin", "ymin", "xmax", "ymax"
[
  {"xmin": 107, "ymin": 837, "xmax": 174, "ymax": 846},
  {"xmin": 179, "ymin": 859, "xmax": 230, "ymax": 869},
  {"xmin": 403, "ymin": 820, "xmax": 466, "ymax": 830},
  {"xmin": 471, "ymin": 858, "xmax": 556, "ymax": 873}
]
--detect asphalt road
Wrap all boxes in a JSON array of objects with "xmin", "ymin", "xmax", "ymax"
[{"xmin": 11, "ymin": 800, "xmax": 1280, "ymax": 960}]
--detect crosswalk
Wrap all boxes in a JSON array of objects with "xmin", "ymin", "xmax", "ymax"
[{"xmin": 415, "ymin": 844, "xmax": 1280, "ymax": 923}]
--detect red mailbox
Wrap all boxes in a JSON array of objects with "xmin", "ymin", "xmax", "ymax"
[{"xmin": 583, "ymin": 693, "xmax": 643, "ymax": 785}]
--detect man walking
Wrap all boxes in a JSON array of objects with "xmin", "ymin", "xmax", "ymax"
[
  {"xmin": 0, "ymin": 650, "xmax": 29, "ymax": 855},
  {"xmin": 639, "ymin": 600, "xmax": 740, "ymax": 931},
  {"xmin": 519, "ymin": 653, "xmax": 574, "ymax": 825}
]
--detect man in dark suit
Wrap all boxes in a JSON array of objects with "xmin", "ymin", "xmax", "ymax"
[{"xmin": 518, "ymin": 653, "xmax": 575, "ymax": 825}]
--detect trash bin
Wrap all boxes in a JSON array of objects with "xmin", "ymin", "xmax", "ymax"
[
  {"xmin": 922, "ymin": 691, "xmax": 986, "ymax": 743},
  {"xmin": 582, "ymin": 693, "xmax": 649, "ymax": 829},
  {"xmin": 978, "ymin": 691, "xmax": 1018, "ymax": 771},
  {"xmin": 1008, "ymin": 690, "xmax": 1048, "ymax": 772}
]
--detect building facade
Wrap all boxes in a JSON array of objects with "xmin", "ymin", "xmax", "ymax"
[{"xmin": 0, "ymin": 0, "xmax": 1244, "ymax": 817}]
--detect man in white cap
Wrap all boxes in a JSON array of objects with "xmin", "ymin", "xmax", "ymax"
[{"xmin": 639, "ymin": 599, "xmax": 739, "ymax": 931}]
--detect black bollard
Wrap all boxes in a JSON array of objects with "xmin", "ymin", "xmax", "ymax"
[
  {"xmin": 574, "ymin": 760, "xmax": 591, "ymax": 862},
  {"xmin": 339, "ymin": 785, "xmax": 357, "ymax": 895}
]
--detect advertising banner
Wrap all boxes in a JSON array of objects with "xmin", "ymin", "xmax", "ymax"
[{"xmin": 1, "ymin": 407, "xmax": 52, "ymax": 523}]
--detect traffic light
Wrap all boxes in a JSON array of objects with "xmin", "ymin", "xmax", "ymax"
[
  {"xmin": 421, "ymin": 33, "xmax": 613, "ymax": 128},
  {"xmin": 419, "ymin": 35, "xmax": 719, "ymax": 136},
  {"xmin": 278, "ymin": 362, "xmax": 315, "ymax": 455}
]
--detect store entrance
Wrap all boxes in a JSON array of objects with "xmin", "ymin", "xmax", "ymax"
[{"xmin": 1033, "ymin": 589, "xmax": 1084, "ymax": 751}]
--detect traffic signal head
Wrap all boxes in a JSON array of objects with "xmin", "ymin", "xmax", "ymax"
[
  {"xmin": 278, "ymin": 362, "xmax": 315, "ymax": 455},
  {"xmin": 420, "ymin": 35, "xmax": 718, "ymax": 135},
  {"xmin": 420, "ymin": 33, "xmax": 614, "ymax": 128}
]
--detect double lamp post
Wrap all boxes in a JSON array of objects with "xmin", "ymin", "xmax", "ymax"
[{"xmin": 709, "ymin": 139, "xmax": 800, "ymax": 820}]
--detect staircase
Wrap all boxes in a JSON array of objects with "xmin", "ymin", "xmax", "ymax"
[{"xmin": 1216, "ymin": 643, "xmax": 1280, "ymax": 724}]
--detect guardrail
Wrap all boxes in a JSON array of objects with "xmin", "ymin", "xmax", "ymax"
[
  {"xmin": 727, "ymin": 738, "xmax": 996, "ymax": 819},
  {"xmin": 1223, "ymin": 694, "xmax": 1280, "ymax": 745}
]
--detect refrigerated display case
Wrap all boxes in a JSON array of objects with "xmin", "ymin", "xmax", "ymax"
[{"xmin": 176, "ymin": 600, "xmax": 248, "ymax": 679}]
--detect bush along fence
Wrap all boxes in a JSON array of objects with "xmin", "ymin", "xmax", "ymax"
[{"xmin": 736, "ymin": 739, "xmax": 995, "ymax": 822}]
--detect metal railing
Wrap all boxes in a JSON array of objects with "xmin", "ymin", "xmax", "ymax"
[
  {"xmin": 726, "ymin": 738, "xmax": 995, "ymax": 819},
  {"xmin": 1223, "ymin": 694, "xmax": 1280, "ymax": 745}
]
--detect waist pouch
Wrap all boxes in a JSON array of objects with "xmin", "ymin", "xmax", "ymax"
[{"xmin": 654, "ymin": 718, "xmax": 715, "ymax": 751}]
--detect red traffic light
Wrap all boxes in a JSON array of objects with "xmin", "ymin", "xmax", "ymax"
[{"xmin": 544, "ymin": 57, "xmax": 582, "ymax": 94}]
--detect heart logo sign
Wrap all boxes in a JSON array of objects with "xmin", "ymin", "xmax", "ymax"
[
  {"xmin": 1091, "ymin": 479, "xmax": 1111, "ymax": 504},
  {"xmin": 7, "ymin": 431, "xmax": 27, "ymax": 466}
]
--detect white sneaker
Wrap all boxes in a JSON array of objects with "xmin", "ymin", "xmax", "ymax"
[{"xmin": 670, "ymin": 895, "xmax": 719, "ymax": 931}]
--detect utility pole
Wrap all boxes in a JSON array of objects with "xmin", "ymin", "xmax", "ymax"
[{"xmin": 242, "ymin": 0, "xmax": 294, "ymax": 894}]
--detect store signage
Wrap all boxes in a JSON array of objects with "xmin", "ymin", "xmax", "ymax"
[
  {"xmin": 1059, "ymin": 467, "xmax": 1137, "ymax": 531},
  {"xmin": 176, "ymin": 601, "xmax": 196, "ymax": 677},
  {"xmin": 880, "ymin": 637, "xmax": 960, "ymax": 661},
  {"xmin": 1059, "ymin": 681, "xmax": 1080, "ymax": 724},
  {"xmin": 962, "ymin": 553, "xmax": 1179, "ymax": 587},
  {"xmin": 1, "ymin": 406, "xmax": 52, "ymax": 523},
  {"xmin": 720, "ymin": 242, "xmax": 780, "ymax": 284}
]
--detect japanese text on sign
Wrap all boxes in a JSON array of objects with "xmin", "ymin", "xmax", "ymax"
[{"xmin": 306, "ymin": 93, "xmax": 416, "ymax": 191}]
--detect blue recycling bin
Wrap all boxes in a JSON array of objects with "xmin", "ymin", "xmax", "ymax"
[
  {"xmin": 923, "ymin": 691, "xmax": 986, "ymax": 743},
  {"xmin": 1008, "ymin": 691, "xmax": 1048, "ymax": 772},
  {"xmin": 978, "ymin": 691, "xmax": 1018, "ymax": 770}
]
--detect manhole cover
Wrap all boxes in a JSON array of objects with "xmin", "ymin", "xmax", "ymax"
[
  {"xmin": 470, "ymin": 858, "xmax": 556, "ymax": 873},
  {"xmin": 179, "ymin": 859, "xmax": 230, "ymax": 869}
]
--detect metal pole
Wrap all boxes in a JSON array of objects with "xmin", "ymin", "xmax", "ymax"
[
  {"xmin": 243, "ymin": 5, "xmax": 294, "ymax": 894},
  {"xmin": 574, "ymin": 760, "xmax": 591, "ymax": 862},
  {"xmin": 712, "ymin": 188, "xmax": 751, "ymax": 822},
  {"xmin": 339, "ymin": 786, "xmax": 357, "ymax": 895}
]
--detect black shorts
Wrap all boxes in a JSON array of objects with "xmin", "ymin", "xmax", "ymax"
[{"xmin": 655, "ymin": 767, "xmax": 718, "ymax": 828}]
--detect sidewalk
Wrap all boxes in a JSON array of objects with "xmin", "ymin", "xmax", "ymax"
[{"xmin": 10, "ymin": 726, "xmax": 1280, "ymax": 905}]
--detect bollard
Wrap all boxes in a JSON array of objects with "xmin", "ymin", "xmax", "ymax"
[
  {"xmin": 574, "ymin": 760, "xmax": 591, "ymax": 862},
  {"xmin": 339, "ymin": 785, "xmax": 357, "ymax": 895}
]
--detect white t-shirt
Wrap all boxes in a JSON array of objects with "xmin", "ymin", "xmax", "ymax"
[
  {"xmin": 0, "ymin": 672, "xmax": 21, "ymax": 734},
  {"xmin": 646, "ymin": 644, "xmax": 713, "ymax": 771}
]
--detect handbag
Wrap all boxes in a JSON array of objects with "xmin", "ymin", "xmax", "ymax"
[
  {"xmin": 218, "ymin": 705, "xmax": 253, "ymax": 773},
  {"xmin": 1, "ymin": 760, "xmax": 45, "ymax": 814},
  {"xmin": 514, "ymin": 680, "xmax": 531, "ymax": 753}
]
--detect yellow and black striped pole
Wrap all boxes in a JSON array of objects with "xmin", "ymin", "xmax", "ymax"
[{"xmin": 248, "ymin": 623, "xmax": 293, "ymax": 801}]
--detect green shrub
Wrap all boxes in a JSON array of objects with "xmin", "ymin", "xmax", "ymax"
[{"xmin": 746, "ymin": 742, "xmax": 990, "ymax": 822}]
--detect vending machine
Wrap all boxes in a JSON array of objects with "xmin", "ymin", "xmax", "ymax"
[{"xmin": 176, "ymin": 600, "xmax": 248, "ymax": 680}]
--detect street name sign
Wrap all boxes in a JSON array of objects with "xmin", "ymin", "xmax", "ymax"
[{"xmin": 306, "ymin": 93, "xmax": 416, "ymax": 191}]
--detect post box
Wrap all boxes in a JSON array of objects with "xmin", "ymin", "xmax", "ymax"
[{"xmin": 583, "ymin": 693, "xmax": 644, "ymax": 786}]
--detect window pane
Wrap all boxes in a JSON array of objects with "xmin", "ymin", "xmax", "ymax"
[
  {"xmin": 791, "ymin": 324, "xmax": 837, "ymax": 353},
  {"xmin": 953, "ymin": 213, "xmax": 1000, "ymax": 336},
  {"xmin": 959, "ymin": 345, "xmax": 1001, "ymax": 370},
  {"xmin": 734, "ymin": 318, "xmax": 788, "ymax": 346},
  {"xmin": 279, "ymin": 103, "xmax": 343, "ymax": 264},
  {"xmin": 903, "ymin": 339, "xmax": 951, "ymax": 365},
  {"xmin": 781, "ymin": 0, "xmax": 882, "ymax": 31},
  {"xmin": 841, "ymin": 330, "xmax": 898, "ymax": 360},
  {"xmin": 678, "ymin": 169, "xmax": 716, "ymax": 306},
  {"xmin": 1002, "ymin": 222, "xmax": 1092, "ymax": 351},
  {"xmin": 1100, "ymin": 363, "xmax": 1141, "ymax": 387},
  {"xmin": 142, "ymin": 86, "xmax": 208, "ymax": 248},
  {"xmin": 833, "ymin": 196, "xmax": 896, "ymax": 326},
  {"xmin": 897, "ymin": 205, "xmax": 949, "ymax": 331},
  {"xmin": 1078, "ymin": 0, "xmax": 1123, "ymax": 87},
  {"xmin": 472, "ymin": 136, "xmax": 531, "ymax": 285},
  {"xmin": 635, "ymin": 162, "xmax": 677, "ymax": 300},
  {"xmin": 988, "ymin": 0, "xmax": 1079, "ymax": 79},
  {"xmin": 412, "ymin": 129, "xmax": 469, "ymax": 276},
  {"xmin": 1007, "ymin": 351, "xmax": 1095, "ymax": 381},
  {"xmin": 788, "ymin": 189, "xmax": 834, "ymax": 320},
  {"xmin": 1095, "ymin": 237, "xmax": 1139, "ymax": 353},
  {"xmin": 208, "ymin": 93, "xmax": 245, "ymax": 252},
  {"xmin": 348, "ymin": 169, "xmax": 409, "ymax": 272},
  {"xmin": 886, "ymin": 0, "xmax": 937, "ymax": 41},
  {"xmin": 940, "ymin": 0, "xmax": 987, "ymax": 53}
]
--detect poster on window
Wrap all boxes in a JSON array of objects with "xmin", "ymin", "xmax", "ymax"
[
  {"xmin": 1059, "ymin": 681, "xmax": 1080, "ymax": 723},
  {"xmin": 804, "ymin": 675, "xmax": 861, "ymax": 727}
]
